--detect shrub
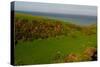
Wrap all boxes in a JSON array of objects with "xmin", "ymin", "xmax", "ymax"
[
  {"xmin": 15, "ymin": 16, "xmax": 65, "ymax": 41},
  {"xmin": 64, "ymin": 53, "xmax": 80, "ymax": 62},
  {"xmin": 84, "ymin": 47, "xmax": 96, "ymax": 57},
  {"xmin": 82, "ymin": 47, "xmax": 97, "ymax": 61}
]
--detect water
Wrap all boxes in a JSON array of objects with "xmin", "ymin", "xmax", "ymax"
[
  {"xmin": 44, "ymin": 15, "xmax": 97, "ymax": 25},
  {"xmin": 16, "ymin": 11, "xmax": 97, "ymax": 25}
]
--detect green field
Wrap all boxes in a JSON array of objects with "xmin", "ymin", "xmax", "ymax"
[{"xmin": 14, "ymin": 13, "xmax": 97, "ymax": 65}]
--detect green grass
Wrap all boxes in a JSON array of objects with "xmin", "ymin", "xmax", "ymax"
[
  {"xmin": 15, "ymin": 34, "xmax": 97, "ymax": 65},
  {"xmin": 14, "ymin": 13, "xmax": 97, "ymax": 65}
]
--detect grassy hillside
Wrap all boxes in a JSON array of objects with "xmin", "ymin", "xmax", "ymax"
[{"xmin": 14, "ymin": 13, "xmax": 97, "ymax": 65}]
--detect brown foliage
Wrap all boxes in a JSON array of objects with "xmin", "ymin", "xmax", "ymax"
[
  {"xmin": 84, "ymin": 47, "xmax": 96, "ymax": 57},
  {"xmin": 64, "ymin": 53, "xmax": 80, "ymax": 62},
  {"xmin": 82, "ymin": 47, "xmax": 97, "ymax": 61},
  {"xmin": 15, "ymin": 18, "xmax": 65, "ymax": 41}
]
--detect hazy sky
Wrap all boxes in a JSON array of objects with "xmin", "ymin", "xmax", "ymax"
[{"xmin": 15, "ymin": 1, "xmax": 97, "ymax": 16}]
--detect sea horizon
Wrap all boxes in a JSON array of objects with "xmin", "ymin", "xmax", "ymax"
[{"xmin": 15, "ymin": 10, "xmax": 97, "ymax": 26}]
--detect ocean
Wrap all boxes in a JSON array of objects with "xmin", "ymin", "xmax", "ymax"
[{"xmin": 16, "ymin": 11, "xmax": 97, "ymax": 25}]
